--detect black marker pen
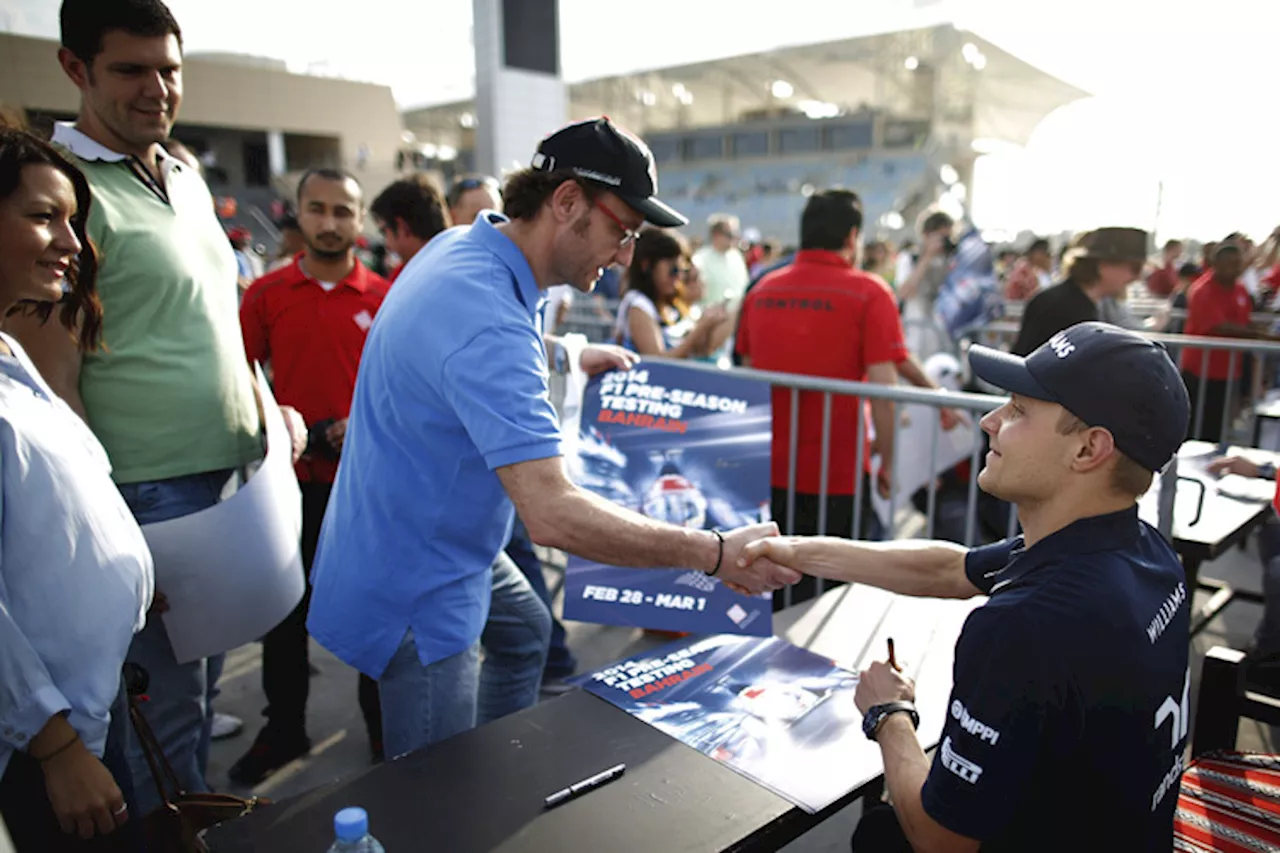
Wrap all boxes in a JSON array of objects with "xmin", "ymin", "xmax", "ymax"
[{"xmin": 543, "ymin": 763, "xmax": 626, "ymax": 809}]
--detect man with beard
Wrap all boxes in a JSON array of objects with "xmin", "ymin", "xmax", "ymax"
[
  {"xmin": 232, "ymin": 168, "xmax": 390, "ymax": 782},
  {"xmin": 11, "ymin": 0, "xmax": 307, "ymax": 814},
  {"xmin": 307, "ymin": 117, "xmax": 797, "ymax": 759}
]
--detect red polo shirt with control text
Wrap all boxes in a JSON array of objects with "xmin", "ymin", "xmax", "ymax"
[
  {"xmin": 240, "ymin": 258, "xmax": 390, "ymax": 482},
  {"xmin": 1180, "ymin": 273, "xmax": 1252, "ymax": 380},
  {"xmin": 735, "ymin": 250, "xmax": 908, "ymax": 494}
]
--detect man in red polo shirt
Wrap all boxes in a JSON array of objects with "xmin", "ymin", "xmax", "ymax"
[
  {"xmin": 735, "ymin": 189, "xmax": 907, "ymax": 607},
  {"xmin": 1145, "ymin": 239, "xmax": 1183, "ymax": 298},
  {"xmin": 1181, "ymin": 242, "xmax": 1277, "ymax": 442},
  {"xmin": 371, "ymin": 172, "xmax": 451, "ymax": 282},
  {"xmin": 232, "ymin": 167, "xmax": 391, "ymax": 782}
]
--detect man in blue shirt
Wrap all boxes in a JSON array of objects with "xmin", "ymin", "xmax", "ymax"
[
  {"xmin": 308, "ymin": 118, "xmax": 797, "ymax": 759},
  {"xmin": 742, "ymin": 322, "xmax": 1192, "ymax": 851}
]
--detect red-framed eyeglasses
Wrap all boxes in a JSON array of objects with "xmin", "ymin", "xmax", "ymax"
[{"xmin": 592, "ymin": 197, "xmax": 641, "ymax": 248}]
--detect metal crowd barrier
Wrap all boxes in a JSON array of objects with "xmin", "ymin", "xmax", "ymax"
[{"xmin": 647, "ymin": 356, "xmax": 1009, "ymax": 609}]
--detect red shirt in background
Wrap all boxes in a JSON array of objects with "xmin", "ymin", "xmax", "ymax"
[
  {"xmin": 1180, "ymin": 274, "xmax": 1252, "ymax": 380},
  {"xmin": 1146, "ymin": 263, "xmax": 1178, "ymax": 298},
  {"xmin": 735, "ymin": 250, "xmax": 908, "ymax": 494},
  {"xmin": 240, "ymin": 258, "xmax": 391, "ymax": 482}
]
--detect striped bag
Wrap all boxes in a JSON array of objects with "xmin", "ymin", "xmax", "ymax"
[{"xmin": 1175, "ymin": 752, "xmax": 1280, "ymax": 852}]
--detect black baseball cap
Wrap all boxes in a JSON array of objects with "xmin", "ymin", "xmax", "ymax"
[
  {"xmin": 531, "ymin": 117, "xmax": 687, "ymax": 228},
  {"xmin": 968, "ymin": 322, "xmax": 1189, "ymax": 472}
]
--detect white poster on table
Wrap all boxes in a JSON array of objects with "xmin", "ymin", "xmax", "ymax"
[{"xmin": 142, "ymin": 365, "xmax": 304, "ymax": 664}]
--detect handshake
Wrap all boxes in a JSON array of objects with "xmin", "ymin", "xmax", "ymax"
[{"xmin": 710, "ymin": 522, "xmax": 805, "ymax": 597}]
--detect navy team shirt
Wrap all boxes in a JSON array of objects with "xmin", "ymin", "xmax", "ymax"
[{"xmin": 921, "ymin": 506, "xmax": 1189, "ymax": 850}]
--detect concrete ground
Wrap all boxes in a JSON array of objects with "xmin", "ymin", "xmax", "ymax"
[{"xmin": 207, "ymin": 536, "xmax": 1275, "ymax": 852}]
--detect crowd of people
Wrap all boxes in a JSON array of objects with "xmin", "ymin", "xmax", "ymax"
[{"xmin": 1, "ymin": 1, "xmax": 1276, "ymax": 851}]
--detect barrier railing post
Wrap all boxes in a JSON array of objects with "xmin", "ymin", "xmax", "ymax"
[
  {"xmin": 1193, "ymin": 347, "xmax": 1209, "ymax": 440},
  {"xmin": 1222, "ymin": 350, "xmax": 1237, "ymax": 445},
  {"xmin": 924, "ymin": 411, "xmax": 940, "ymax": 539},
  {"xmin": 964, "ymin": 433, "xmax": 981, "ymax": 547},
  {"xmin": 816, "ymin": 392, "xmax": 832, "ymax": 598},
  {"xmin": 1157, "ymin": 454, "xmax": 1177, "ymax": 542},
  {"xmin": 852, "ymin": 403, "xmax": 867, "ymax": 543},
  {"xmin": 784, "ymin": 386, "xmax": 799, "ymax": 611}
]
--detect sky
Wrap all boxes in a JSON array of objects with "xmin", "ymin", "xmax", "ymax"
[{"xmin": 4, "ymin": 0, "xmax": 1279, "ymax": 241}]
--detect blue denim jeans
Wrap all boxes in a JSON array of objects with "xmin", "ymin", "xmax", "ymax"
[
  {"xmin": 379, "ymin": 551, "xmax": 551, "ymax": 759},
  {"xmin": 506, "ymin": 518, "xmax": 577, "ymax": 679},
  {"xmin": 117, "ymin": 469, "xmax": 233, "ymax": 814}
]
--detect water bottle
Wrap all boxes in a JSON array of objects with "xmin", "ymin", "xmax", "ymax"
[{"xmin": 326, "ymin": 807, "xmax": 385, "ymax": 853}]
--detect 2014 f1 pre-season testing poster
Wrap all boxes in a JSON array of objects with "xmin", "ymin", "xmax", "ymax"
[
  {"xmin": 562, "ymin": 362, "xmax": 773, "ymax": 635},
  {"xmin": 572, "ymin": 634, "xmax": 867, "ymax": 813}
]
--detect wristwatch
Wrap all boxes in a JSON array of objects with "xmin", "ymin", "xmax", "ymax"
[{"xmin": 862, "ymin": 701, "xmax": 920, "ymax": 741}]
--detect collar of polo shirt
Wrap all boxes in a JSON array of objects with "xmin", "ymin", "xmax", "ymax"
[
  {"xmin": 467, "ymin": 211, "xmax": 544, "ymax": 319},
  {"xmin": 52, "ymin": 122, "xmax": 179, "ymax": 167}
]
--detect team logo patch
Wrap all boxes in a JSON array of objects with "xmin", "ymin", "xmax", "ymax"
[
  {"xmin": 941, "ymin": 736, "xmax": 984, "ymax": 784},
  {"xmin": 951, "ymin": 700, "xmax": 1001, "ymax": 744},
  {"xmin": 353, "ymin": 309, "xmax": 373, "ymax": 331}
]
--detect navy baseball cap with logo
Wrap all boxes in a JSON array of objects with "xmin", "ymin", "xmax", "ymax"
[
  {"xmin": 531, "ymin": 117, "xmax": 688, "ymax": 228},
  {"xmin": 968, "ymin": 322, "xmax": 1190, "ymax": 472}
]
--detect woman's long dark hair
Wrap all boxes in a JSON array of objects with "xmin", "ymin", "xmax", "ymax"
[
  {"xmin": 0, "ymin": 127, "xmax": 103, "ymax": 351},
  {"xmin": 625, "ymin": 228, "xmax": 689, "ymax": 323}
]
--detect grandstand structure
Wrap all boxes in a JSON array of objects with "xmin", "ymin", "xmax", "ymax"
[{"xmin": 404, "ymin": 24, "xmax": 1086, "ymax": 244}]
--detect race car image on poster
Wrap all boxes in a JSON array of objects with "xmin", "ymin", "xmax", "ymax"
[
  {"xmin": 576, "ymin": 634, "xmax": 873, "ymax": 813},
  {"xmin": 564, "ymin": 363, "xmax": 775, "ymax": 636}
]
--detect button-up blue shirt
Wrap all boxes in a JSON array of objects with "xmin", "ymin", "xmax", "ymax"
[
  {"xmin": 0, "ymin": 334, "xmax": 153, "ymax": 775},
  {"xmin": 308, "ymin": 213, "xmax": 561, "ymax": 677}
]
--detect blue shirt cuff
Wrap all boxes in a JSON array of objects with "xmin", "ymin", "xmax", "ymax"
[
  {"xmin": 2, "ymin": 684, "xmax": 72, "ymax": 752},
  {"xmin": 484, "ymin": 439, "xmax": 563, "ymax": 471}
]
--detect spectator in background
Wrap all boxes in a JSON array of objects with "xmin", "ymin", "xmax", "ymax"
[
  {"xmin": 370, "ymin": 172, "xmax": 451, "ymax": 282},
  {"xmin": 232, "ymin": 168, "xmax": 393, "ymax": 782},
  {"xmin": 447, "ymin": 173, "xmax": 502, "ymax": 227},
  {"xmin": 0, "ymin": 126, "xmax": 150, "ymax": 853},
  {"xmin": 750, "ymin": 240, "xmax": 780, "ymax": 279},
  {"xmin": 691, "ymin": 213, "xmax": 749, "ymax": 307},
  {"xmin": 1181, "ymin": 243, "xmax": 1277, "ymax": 442},
  {"xmin": 897, "ymin": 210, "xmax": 955, "ymax": 360},
  {"xmin": 268, "ymin": 214, "xmax": 305, "ymax": 272},
  {"xmin": 13, "ymin": 0, "xmax": 308, "ymax": 814},
  {"xmin": 1151, "ymin": 262, "xmax": 1201, "ymax": 335},
  {"xmin": 1145, "ymin": 239, "xmax": 1183, "ymax": 297},
  {"xmin": 614, "ymin": 228, "xmax": 727, "ymax": 357},
  {"xmin": 1025, "ymin": 237, "xmax": 1054, "ymax": 291},
  {"xmin": 228, "ymin": 226, "xmax": 262, "ymax": 292},
  {"xmin": 861, "ymin": 238, "xmax": 896, "ymax": 287},
  {"xmin": 1012, "ymin": 228, "xmax": 1147, "ymax": 356},
  {"xmin": 735, "ymin": 190, "xmax": 905, "ymax": 608}
]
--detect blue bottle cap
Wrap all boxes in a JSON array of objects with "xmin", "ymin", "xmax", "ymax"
[{"xmin": 334, "ymin": 807, "xmax": 368, "ymax": 842}]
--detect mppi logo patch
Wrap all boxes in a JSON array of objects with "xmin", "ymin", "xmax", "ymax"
[{"xmin": 951, "ymin": 700, "xmax": 1001, "ymax": 745}]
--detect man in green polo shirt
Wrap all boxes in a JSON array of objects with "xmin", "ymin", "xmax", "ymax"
[{"xmin": 11, "ymin": 0, "xmax": 305, "ymax": 814}]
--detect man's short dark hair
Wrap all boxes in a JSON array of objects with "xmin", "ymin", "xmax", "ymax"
[
  {"xmin": 296, "ymin": 167, "xmax": 361, "ymax": 205},
  {"xmin": 60, "ymin": 0, "xmax": 183, "ymax": 65},
  {"xmin": 1028, "ymin": 238, "xmax": 1050, "ymax": 256},
  {"xmin": 447, "ymin": 173, "xmax": 501, "ymax": 209},
  {"xmin": 1164, "ymin": 238, "xmax": 1184, "ymax": 250},
  {"xmin": 277, "ymin": 214, "xmax": 300, "ymax": 232},
  {"xmin": 371, "ymin": 173, "xmax": 450, "ymax": 242},
  {"xmin": 799, "ymin": 190, "xmax": 863, "ymax": 252}
]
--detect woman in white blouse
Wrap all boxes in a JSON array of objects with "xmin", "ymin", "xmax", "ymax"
[{"xmin": 0, "ymin": 128, "xmax": 153, "ymax": 851}]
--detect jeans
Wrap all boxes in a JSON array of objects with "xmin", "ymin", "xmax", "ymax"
[
  {"xmin": 378, "ymin": 552, "xmax": 551, "ymax": 759},
  {"xmin": 117, "ymin": 469, "xmax": 233, "ymax": 815},
  {"xmin": 505, "ymin": 518, "xmax": 577, "ymax": 679},
  {"xmin": 259, "ymin": 482, "xmax": 381, "ymax": 746}
]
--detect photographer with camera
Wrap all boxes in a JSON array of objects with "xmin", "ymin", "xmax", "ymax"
[
  {"xmin": 897, "ymin": 210, "xmax": 956, "ymax": 360},
  {"xmin": 234, "ymin": 168, "xmax": 393, "ymax": 783}
]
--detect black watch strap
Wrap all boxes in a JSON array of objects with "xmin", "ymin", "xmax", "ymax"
[{"xmin": 863, "ymin": 701, "xmax": 920, "ymax": 741}]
